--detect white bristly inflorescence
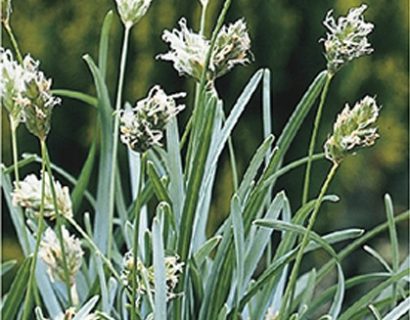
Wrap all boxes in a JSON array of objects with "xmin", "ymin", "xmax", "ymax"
[
  {"xmin": 0, "ymin": 48, "xmax": 28, "ymax": 126},
  {"xmin": 12, "ymin": 172, "xmax": 73, "ymax": 220},
  {"xmin": 114, "ymin": 0, "xmax": 152, "ymax": 28},
  {"xmin": 0, "ymin": 47, "xmax": 61, "ymax": 139},
  {"xmin": 324, "ymin": 95, "xmax": 380, "ymax": 163},
  {"xmin": 39, "ymin": 226, "xmax": 83, "ymax": 285},
  {"xmin": 121, "ymin": 251, "xmax": 184, "ymax": 302},
  {"xmin": 321, "ymin": 4, "xmax": 374, "ymax": 74},
  {"xmin": 157, "ymin": 18, "xmax": 252, "ymax": 82},
  {"xmin": 119, "ymin": 85, "xmax": 185, "ymax": 153}
]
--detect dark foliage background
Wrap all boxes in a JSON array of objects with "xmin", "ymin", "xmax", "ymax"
[{"xmin": 2, "ymin": 0, "xmax": 409, "ymax": 300}]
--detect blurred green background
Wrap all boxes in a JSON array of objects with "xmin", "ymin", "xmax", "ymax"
[{"xmin": 2, "ymin": 0, "xmax": 409, "ymax": 300}]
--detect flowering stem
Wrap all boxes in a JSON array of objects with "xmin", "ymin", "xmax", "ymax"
[
  {"xmin": 107, "ymin": 24, "xmax": 131, "ymax": 258},
  {"xmin": 22, "ymin": 139, "xmax": 47, "ymax": 320},
  {"xmin": 3, "ymin": 21, "xmax": 23, "ymax": 64},
  {"xmin": 199, "ymin": 0, "xmax": 209, "ymax": 36},
  {"xmin": 131, "ymin": 154, "xmax": 146, "ymax": 320},
  {"xmin": 279, "ymin": 162, "xmax": 339, "ymax": 319},
  {"xmin": 301, "ymin": 73, "xmax": 332, "ymax": 205},
  {"xmin": 9, "ymin": 117, "xmax": 32, "ymax": 253},
  {"xmin": 9, "ymin": 118, "xmax": 20, "ymax": 183},
  {"xmin": 44, "ymin": 147, "xmax": 74, "ymax": 306}
]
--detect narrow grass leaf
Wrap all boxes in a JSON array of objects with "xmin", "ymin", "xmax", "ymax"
[
  {"xmin": 193, "ymin": 236, "xmax": 222, "ymax": 267},
  {"xmin": 1, "ymin": 256, "xmax": 32, "ymax": 319},
  {"xmin": 382, "ymin": 296, "xmax": 410, "ymax": 320},
  {"xmin": 166, "ymin": 117, "xmax": 185, "ymax": 224},
  {"xmin": 52, "ymin": 89, "xmax": 98, "ymax": 107},
  {"xmin": 95, "ymin": 255, "xmax": 109, "ymax": 312},
  {"xmin": 217, "ymin": 304, "xmax": 229, "ymax": 320},
  {"xmin": 363, "ymin": 245, "xmax": 393, "ymax": 273},
  {"xmin": 338, "ymin": 269, "xmax": 410, "ymax": 320},
  {"xmin": 71, "ymin": 139, "xmax": 97, "ymax": 213},
  {"xmin": 298, "ymin": 268, "xmax": 316, "ymax": 316},
  {"xmin": 153, "ymin": 217, "xmax": 167, "ymax": 320},
  {"xmin": 254, "ymin": 219, "xmax": 337, "ymax": 258},
  {"xmin": 147, "ymin": 161, "xmax": 172, "ymax": 205},
  {"xmin": 308, "ymin": 273, "xmax": 391, "ymax": 316},
  {"xmin": 328, "ymin": 263, "xmax": 345, "ymax": 319},
  {"xmin": 1, "ymin": 260, "xmax": 17, "ymax": 276},
  {"xmin": 369, "ymin": 305, "xmax": 383, "ymax": 320},
  {"xmin": 231, "ymin": 194, "xmax": 245, "ymax": 301},
  {"xmin": 207, "ymin": 70, "xmax": 263, "ymax": 174},
  {"xmin": 385, "ymin": 194, "xmax": 400, "ymax": 306},
  {"xmin": 83, "ymin": 55, "xmax": 113, "ymax": 255},
  {"xmin": 98, "ymin": 10, "xmax": 113, "ymax": 78},
  {"xmin": 273, "ymin": 71, "xmax": 327, "ymax": 166},
  {"xmin": 72, "ymin": 296, "xmax": 100, "ymax": 320},
  {"xmin": 243, "ymin": 192, "xmax": 285, "ymax": 287},
  {"xmin": 316, "ymin": 210, "xmax": 410, "ymax": 283},
  {"xmin": 237, "ymin": 135, "xmax": 275, "ymax": 200}
]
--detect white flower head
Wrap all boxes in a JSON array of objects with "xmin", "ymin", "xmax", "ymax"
[
  {"xmin": 120, "ymin": 85, "xmax": 185, "ymax": 153},
  {"xmin": 325, "ymin": 95, "xmax": 380, "ymax": 163},
  {"xmin": 212, "ymin": 19, "xmax": 252, "ymax": 79},
  {"xmin": 39, "ymin": 226, "xmax": 83, "ymax": 284},
  {"xmin": 157, "ymin": 17, "xmax": 252, "ymax": 82},
  {"xmin": 19, "ymin": 54, "xmax": 61, "ymax": 140},
  {"xmin": 321, "ymin": 4, "xmax": 374, "ymax": 74},
  {"xmin": 114, "ymin": 0, "xmax": 152, "ymax": 28},
  {"xmin": 121, "ymin": 252, "xmax": 184, "ymax": 301},
  {"xmin": 157, "ymin": 18, "xmax": 210, "ymax": 81},
  {"xmin": 0, "ymin": 47, "xmax": 30, "ymax": 125},
  {"xmin": 12, "ymin": 171, "xmax": 73, "ymax": 220}
]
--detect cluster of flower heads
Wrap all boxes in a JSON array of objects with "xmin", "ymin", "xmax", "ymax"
[
  {"xmin": 119, "ymin": 85, "xmax": 185, "ymax": 153},
  {"xmin": 321, "ymin": 4, "xmax": 374, "ymax": 74},
  {"xmin": 157, "ymin": 18, "xmax": 252, "ymax": 82},
  {"xmin": 121, "ymin": 251, "xmax": 184, "ymax": 302},
  {"xmin": 0, "ymin": 47, "xmax": 61, "ymax": 139},
  {"xmin": 114, "ymin": 0, "xmax": 152, "ymax": 28},
  {"xmin": 12, "ymin": 172, "xmax": 73, "ymax": 220},
  {"xmin": 325, "ymin": 95, "xmax": 380, "ymax": 164},
  {"xmin": 39, "ymin": 226, "xmax": 83, "ymax": 285}
]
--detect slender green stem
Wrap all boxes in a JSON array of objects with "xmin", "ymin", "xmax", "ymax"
[
  {"xmin": 3, "ymin": 21, "xmax": 23, "ymax": 63},
  {"xmin": 199, "ymin": 0, "xmax": 209, "ymax": 36},
  {"xmin": 302, "ymin": 73, "xmax": 332, "ymax": 205},
  {"xmin": 9, "ymin": 118, "xmax": 20, "ymax": 183},
  {"xmin": 107, "ymin": 25, "xmax": 131, "ymax": 258},
  {"xmin": 22, "ymin": 139, "xmax": 47, "ymax": 320},
  {"xmin": 9, "ymin": 117, "xmax": 31, "ymax": 252},
  {"xmin": 131, "ymin": 154, "xmax": 146, "ymax": 320},
  {"xmin": 279, "ymin": 162, "xmax": 339, "ymax": 319},
  {"xmin": 44, "ymin": 147, "xmax": 73, "ymax": 306}
]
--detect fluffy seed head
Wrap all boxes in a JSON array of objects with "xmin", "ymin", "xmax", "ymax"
[
  {"xmin": 157, "ymin": 18, "xmax": 209, "ymax": 81},
  {"xmin": 18, "ymin": 54, "xmax": 61, "ymax": 140},
  {"xmin": 121, "ymin": 252, "xmax": 184, "ymax": 301},
  {"xmin": 325, "ymin": 95, "xmax": 380, "ymax": 163},
  {"xmin": 39, "ymin": 226, "xmax": 83, "ymax": 285},
  {"xmin": 120, "ymin": 85, "xmax": 185, "ymax": 153},
  {"xmin": 12, "ymin": 172, "xmax": 73, "ymax": 220},
  {"xmin": 1, "ymin": 48, "xmax": 29, "ymax": 126},
  {"xmin": 321, "ymin": 5, "xmax": 374, "ymax": 74},
  {"xmin": 212, "ymin": 19, "xmax": 252, "ymax": 79},
  {"xmin": 157, "ymin": 18, "xmax": 252, "ymax": 82},
  {"xmin": 114, "ymin": 0, "xmax": 152, "ymax": 28}
]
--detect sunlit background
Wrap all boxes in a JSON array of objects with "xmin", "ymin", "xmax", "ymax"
[{"xmin": 2, "ymin": 0, "xmax": 409, "ymax": 301}]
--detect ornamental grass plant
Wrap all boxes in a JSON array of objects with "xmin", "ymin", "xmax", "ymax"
[{"xmin": 1, "ymin": 0, "xmax": 409, "ymax": 319}]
